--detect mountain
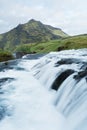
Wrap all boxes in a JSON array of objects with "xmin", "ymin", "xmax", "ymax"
[{"xmin": 0, "ymin": 19, "xmax": 68, "ymax": 50}]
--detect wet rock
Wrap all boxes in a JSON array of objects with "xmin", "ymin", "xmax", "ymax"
[
  {"xmin": 0, "ymin": 59, "xmax": 21, "ymax": 71},
  {"xmin": 74, "ymin": 70, "xmax": 87, "ymax": 80},
  {"xmin": 23, "ymin": 54, "xmax": 45, "ymax": 59},
  {"xmin": 55, "ymin": 58, "xmax": 83, "ymax": 67},
  {"xmin": 57, "ymin": 46, "xmax": 67, "ymax": 51},
  {"xmin": 0, "ymin": 78, "xmax": 15, "ymax": 87},
  {"xmin": 80, "ymin": 63, "xmax": 87, "ymax": 70},
  {"xmin": 16, "ymin": 52, "xmax": 27, "ymax": 58},
  {"xmin": 51, "ymin": 69, "xmax": 75, "ymax": 90}
]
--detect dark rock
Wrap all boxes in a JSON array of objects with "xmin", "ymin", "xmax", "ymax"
[
  {"xmin": 74, "ymin": 70, "xmax": 87, "ymax": 80},
  {"xmin": 58, "ymin": 58, "xmax": 79, "ymax": 64},
  {"xmin": 80, "ymin": 63, "xmax": 87, "ymax": 70},
  {"xmin": 15, "ymin": 52, "xmax": 27, "ymax": 58},
  {"xmin": 55, "ymin": 58, "xmax": 85, "ymax": 67},
  {"xmin": 0, "ymin": 59, "xmax": 21, "ymax": 71},
  {"xmin": 51, "ymin": 69, "xmax": 75, "ymax": 90},
  {"xmin": 0, "ymin": 77, "xmax": 15, "ymax": 87},
  {"xmin": 57, "ymin": 46, "xmax": 65, "ymax": 51}
]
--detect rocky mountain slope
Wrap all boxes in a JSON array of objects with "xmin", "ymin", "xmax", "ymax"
[{"xmin": 0, "ymin": 19, "xmax": 68, "ymax": 50}]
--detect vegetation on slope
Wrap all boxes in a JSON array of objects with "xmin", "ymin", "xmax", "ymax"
[
  {"xmin": 0, "ymin": 21, "xmax": 87, "ymax": 62},
  {"xmin": 0, "ymin": 19, "xmax": 68, "ymax": 51},
  {"xmin": 57, "ymin": 34, "xmax": 87, "ymax": 50},
  {"xmin": 45, "ymin": 25, "xmax": 68, "ymax": 37},
  {"xmin": 15, "ymin": 34, "xmax": 87, "ymax": 54},
  {"xmin": 0, "ymin": 50, "xmax": 14, "ymax": 62}
]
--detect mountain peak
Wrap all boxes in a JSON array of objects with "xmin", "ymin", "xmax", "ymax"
[
  {"xmin": 29, "ymin": 19, "xmax": 36, "ymax": 22},
  {"xmin": 0, "ymin": 19, "xmax": 68, "ymax": 50},
  {"xmin": 28, "ymin": 19, "xmax": 39, "ymax": 23}
]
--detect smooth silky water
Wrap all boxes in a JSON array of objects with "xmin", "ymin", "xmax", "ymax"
[{"xmin": 0, "ymin": 49, "xmax": 87, "ymax": 130}]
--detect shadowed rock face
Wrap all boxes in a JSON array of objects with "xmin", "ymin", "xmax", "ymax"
[
  {"xmin": 80, "ymin": 63, "xmax": 87, "ymax": 70},
  {"xmin": 74, "ymin": 70, "xmax": 87, "ymax": 80},
  {"xmin": 15, "ymin": 52, "xmax": 27, "ymax": 58},
  {"xmin": 51, "ymin": 69, "xmax": 75, "ymax": 90},
  {"xmin": 55, "ymin": 58, "xmax": 85, "ymax": 67}
]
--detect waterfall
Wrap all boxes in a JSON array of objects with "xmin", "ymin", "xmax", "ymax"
[{"xmin": 0, "ymin": 49, "xmax": 87, "ymax": 130}]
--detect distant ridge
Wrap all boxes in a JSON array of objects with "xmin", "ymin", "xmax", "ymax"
[{"xmin": 0, "ymin": 19, "xmax": 68, "ymax": 50}]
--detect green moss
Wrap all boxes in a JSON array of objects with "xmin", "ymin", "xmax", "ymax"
[{"xmin": 0, "ymin": 50, "xmax": 14, "ymax": 62}]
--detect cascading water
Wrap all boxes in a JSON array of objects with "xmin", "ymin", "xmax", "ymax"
[{"xmin": 0, "ymin": 49, "xmax": 87, "ymax": 130}]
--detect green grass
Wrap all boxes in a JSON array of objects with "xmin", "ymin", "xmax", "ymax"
[
  {"xmin": 52, "ymin": 29, "xmax": 67, "ymax": 37},
  {"xmin": 14, "ymin": 34, "xmax": 87, "ymax": 54},
  {"xmin": 0, "ymin": 34, "xmax": 87, "ymax": 62},
  {"xmin": 60, "ymin": 35, "xmax": 87, "ymax": 49},
  {"xmin": 15, "ymin": 40, "xmax": 61, "ymax": 53},
  {"xmin": 0, "ymin": 50, "xmax": 14, "ymax": 62}
]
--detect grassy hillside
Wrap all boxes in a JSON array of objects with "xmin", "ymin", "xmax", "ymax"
[
  {"xmin": 15, "ymin": 34, "xmax": 87, "ymax": 54},
  {"xmin": 57, "ymin": 34, "xmax": 87, "ymax": 50},
  {"xmin": 0, "ymin": 34, "xmax": 87, "ymax": 61}
]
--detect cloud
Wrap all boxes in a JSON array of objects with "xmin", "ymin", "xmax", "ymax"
[{"xmin": 0, "ymin": 0, "xmax": 87, "ymax": 35}]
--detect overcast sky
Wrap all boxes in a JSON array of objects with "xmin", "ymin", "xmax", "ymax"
[{"xmin": 0, "ymin": 0, "xmax": 87, "ymax": 35}]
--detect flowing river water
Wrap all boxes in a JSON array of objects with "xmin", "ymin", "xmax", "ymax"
[{"xmin": 0, "ymin": 49, "xmax": 87, "ymax": 130}]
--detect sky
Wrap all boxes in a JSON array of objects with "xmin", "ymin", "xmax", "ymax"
[{"xmin": 0, "ymin": 0, "xmax": 87, "ymax": 35}]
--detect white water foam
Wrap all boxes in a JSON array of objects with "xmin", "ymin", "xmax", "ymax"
[
  {"xmin": 0, "ymin": 61, "xmax": 65, "ymax": 130},
  {"xmin": 1, "ymin": 49, "xmax": 87, "ymax": 130}
]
